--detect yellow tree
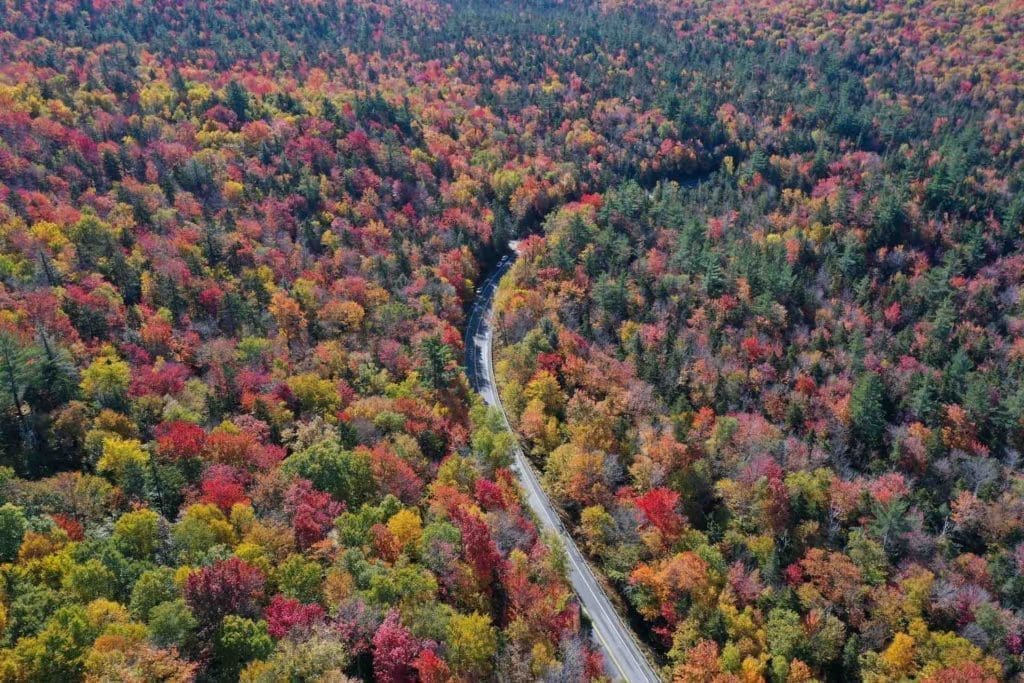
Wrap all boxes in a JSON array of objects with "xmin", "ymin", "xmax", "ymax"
[{"xmin": 447, "ymin": 612, "xmax": 497, "ymax": 680}]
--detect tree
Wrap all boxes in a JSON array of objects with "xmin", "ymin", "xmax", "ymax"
[
  {"xmin": 6, "ymin": 605, "xmax": 98, "ymax": 681},
  {"xmin": 850, "ymin": 372, "xmax": 886, "ymax": 456},
  {"xmin": 285, "ymin": 478, "xmax": 343, "ymax": 548},
  {"xmin": 765, "ymin": 608, "xmax": 803, "ymax": 661},
  {"xmin": 0, "ymin": 503, "xmax": 27, "ymax": 562},
  {"xmin": 200, "ymin": 464, "xmax": 250, "ymax": 512},
  {"xmin": 671, "ymin": 639, "xmax": 724, "ymax": 682},
  {"xmin": 413, "ymin": 648, "xmax": 450, "ymax": 683},
  {"xmin": 450, "ymin": 506, "xmax": 502, "ymax": 589},
  {"xmin": 367, "ymin": 564, "xmax": 438, "ymax": 608},
  {"xmin": 113, "ymin": 508, "xmax": 162, "ymax": 559},
  {"xmin": 628, "ymin": 551, "xmax": 710, "ymax": 622},
  {"xmin": 83, "ymin": 640, "xmax": 196, "ymax": 683},
  {"xmin": 97, "ymin": 436, "xmax": 150, "ymax": 486},
  {"xmin": 282, "ymin": 439, "xmax": 376, "ymax": 506},
  {"xmin": 471, "ymin": 408, "xmax": 515, "ymax": 472},
  {"xmin": 147, "ymin": 600, "xmax": 198, "ymax": 649},
  {"xmin": 239, "ymin": 633, "xmax": 350, "ymax": 682},
  {"xmin": 184, "ymin": 557, "xmax": 266, "ymax": 626},
  {"xmin": 798, "ymin": 548, "xmax": 865, "ymax": 616},
  {"xmin": 130, "ymin": 568, "xmax": 178, "ymax": 620},
  {"xmin": 79, "ymin": 351, "xmax": 131, "ymax": 409},
  {"xmin": 635, "ymin": 487, "xmax": 685, "ymax": 541},
  {"xmin": 225, "ymin": 80, "xmax": 251, "ymax": 122},
  {"xmin": 172, "ymin": 503, "xmax": 236, "ymax": 563},
  {"xmin": 0, "ymin": 332, "xmax": 35, "ymax": 453},
  {"xmin": 269, "ymin": 291, "xmax": 307, "ymax": 345},
  {"xmin": 155, "ymin": 421, "xmax": 206, "ymax": 461},
  {"xmin": 869, "ymin": 498, "xmax": 910, "ymax": 555},
  {"xmin": 369, "ymin": 444, "xmax": 424, "ymax": 504},
  {"xmin": 419, "ymin": 336, "xmax": 457, "ymax": 390},
  {"xmin": 387, "ymin": 508, "xmax": 423, "ymax": 553},
  {"xmin": 275, "ymin": 554, "xmax": 322, "ymax": 603},
  {"xmin": 263, "ymin": 595, "xmax": 324, "ymax": 639},
  {"xmin": 212, "ymin": 616, "xmax": 273, "ymax": 680},
  {"xmin": 524, "ymin": 371, "xmax": 565, "ymax": 415},
  {"xmin": 372, "ymin": 610, "xmax": 423, "ymax": 683},
  {"xmin": 447, "ymin": 611, "xmax": 496, "ymax": 679},
  {"xmin": 579, "ymin": 504, "xmax": 615, "ymax": 558},
  {"xmin": 286, "ymin": 373, "xmax": 341, "ymax": 416},
  {"xmin": 62, "ymin": 558, "xmax": 117, "ymax": 602}
]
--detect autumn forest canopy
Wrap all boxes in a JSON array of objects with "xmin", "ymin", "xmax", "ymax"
[{"xmin": 0, "ymin": 0, "xmax": 1022, "ymax": 680}]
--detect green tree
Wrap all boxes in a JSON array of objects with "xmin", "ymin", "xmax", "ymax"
[
  {"xmin": 850, "ymin": 372, "xmax": 886, "ymax": 457},
  {"xmin": 171, "ymin": 503, "xmax": 235, "ymax": 563},
  {"xmin": 765, "ymin": 608, "xmax": 802, "ymax": 660},
  {"xmin": 275, "ymin": 554, "xmax": 322, "ymax": 603},
  {"xmin": 0, "ymin": 503, "xmax": 27, "ymax": 562},
  {"xmin": 367, "ymin": 564, "xmax": 438, "ymax": 608},
  {"xmin": 130, "ymin": 568, "xmax": 178, "ymax": 620},
  {"xmin": 847, "ymin": 528, "xmax": 888, "ymax": 585},
  {"xmin": 0, "ymin": 333, "xmax": 35, "ymax": 454},
  {"xmin": 282, "ymin": 439, "xmax": 375, "ymax": 506},
  {"xmin": 147, "ymin": 599, "xmax": 197, "ymax": 649},
  {"xmin": 9, "ymin": 605, "xmax": 98, "ymax": 681},
  {"xmin": 7, "ymin": 585, "xmax": 59, "ymax": 642},
  {"xmin": 23, "ymin": 339, "xmax": 78, "ymax": 412},
  {"xmin": 869, "ymin": 498, "xmax": 910, "ymax": 555},
  {"xmin": 335, "ymin": 496, "xmax": 402, "ymax": 547},
  {"xmin": 62, "ymin": 558, "xmax": 117, "ymax": 602},
  {"xmin": 225, "ymin": 80, "xmax": 251, "ymax": 122},
  {"xmin": 212, "ymin": 616, "xmax": 274, "ymax": 681},
  {"xmin": 419, "ymin": 336, "xmax": 457, "ymax": 390}
]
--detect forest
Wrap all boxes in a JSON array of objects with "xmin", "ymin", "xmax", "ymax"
[{"xmin": 0, "ymin": 0, "xmax": 1021, "ymax": 681}]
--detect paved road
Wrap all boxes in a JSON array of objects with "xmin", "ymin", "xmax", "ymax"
[{"xmin": 464, "ymin": 256, "xmax": 662, "ymax": 683}]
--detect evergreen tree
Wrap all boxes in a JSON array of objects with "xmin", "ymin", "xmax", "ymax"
[
  {"xmin": 850, "ymin": 372, "xmax": 886, "ymax": 458},
  {"xmin": 225, "ymin": 80, "xmax": 251, "ymax": 122}
]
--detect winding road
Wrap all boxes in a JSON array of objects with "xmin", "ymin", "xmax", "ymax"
[{"xmin": 464, "ymin": 255, "xmax": 662, "ymax": 683}]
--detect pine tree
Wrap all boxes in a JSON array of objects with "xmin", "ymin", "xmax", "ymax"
[
  {"xmin": 225, "ymin": 80, "xmax": 251, "ymax": 122},
  {"xmin": 850, "ymin": 372, "xmax": 886, "ymax": 458}
]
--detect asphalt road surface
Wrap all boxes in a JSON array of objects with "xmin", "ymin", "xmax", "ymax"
[{"xmin": 464, "ymin": 255, "xmax": 662, "ymax": 683}]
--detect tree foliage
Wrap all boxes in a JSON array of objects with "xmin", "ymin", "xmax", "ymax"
[{"xmin": 0, "ymin": 0, "xmax": 1021, "ymax": 679}]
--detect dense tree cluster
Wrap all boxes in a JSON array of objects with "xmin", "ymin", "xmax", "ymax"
[
  {"xmin": 0, "ymin": 0, "xmax": 1022, "ymax": 680},
  {"xmin": 492, "ymin": 2, "xmax": 1024, "ymax": 680},
  {"xmin": 0, "ymin": 0, "xmax": 665, "ymax": 679}
]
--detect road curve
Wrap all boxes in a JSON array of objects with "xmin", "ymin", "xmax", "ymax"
[{"xmin": 464, "ymin": 255, "xmax": 662, "ymax": 683}]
